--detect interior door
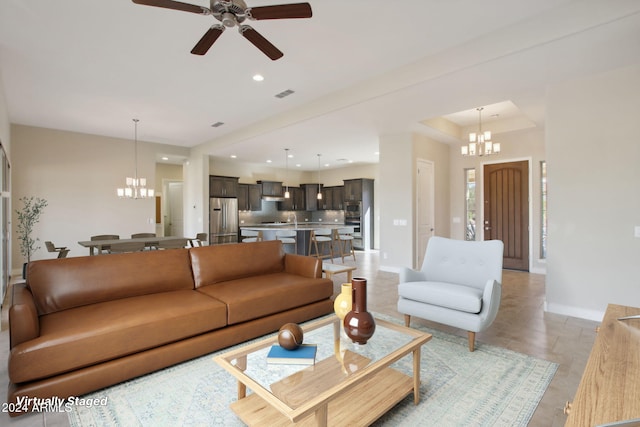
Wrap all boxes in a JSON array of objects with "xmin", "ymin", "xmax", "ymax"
[
  {"xmin": 416, "ymin": 159, "xmax": 435, "ymax": 269},
  {"xmin": 483, "ymin": 160, "xmax": 529, "ymax": 271},
  {"xmin": 167, "ymin": 181, "xmax": 184, "ymax": 237}
]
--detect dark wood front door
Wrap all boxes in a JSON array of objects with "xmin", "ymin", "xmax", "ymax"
[{"xmin": 484, "ymin": 161, "xmax": 529, "ymax": 271}]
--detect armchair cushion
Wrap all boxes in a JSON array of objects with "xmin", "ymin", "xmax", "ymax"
[{"xmin": 398, "ymin": 281, "xmax": 483, "ymax": 314}]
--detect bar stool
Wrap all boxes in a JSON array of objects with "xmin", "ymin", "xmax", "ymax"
[
  {"xmin": 276, "ymin": 229, "xmax": 297, "ymax": 253},
  {"xmin": 308, "ymin": 228, "xmax": 334, "ymax": 263},
  {"xmin": 241, "ymin": 230, "xmax": 263, "ymax": 243},
  {"xmin": 334, "ymin": 226, "xmax": 356, "ymax": 262}
]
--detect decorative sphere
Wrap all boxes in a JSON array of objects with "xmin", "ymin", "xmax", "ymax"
[{"xmin": 278, "ymin": 323, "xmax": 304, "ymax": 350}]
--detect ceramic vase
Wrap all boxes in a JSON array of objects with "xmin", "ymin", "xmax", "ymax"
[
  {"xmin": 333, "ymin": 283, "xmax": 353, "ymax": 320},
  {"xmin": 343, "ymin": 277, "xmax": 376, "ymax": 344}
]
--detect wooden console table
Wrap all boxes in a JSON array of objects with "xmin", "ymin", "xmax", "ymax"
[{"xmin": 565, "ymin": 303, "xmax": 640, "ymax": 426}]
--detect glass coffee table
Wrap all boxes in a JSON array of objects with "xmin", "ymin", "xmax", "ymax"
[{"xmin": 214, "ymin": 314, "xmax": 431, "ymax": 426}]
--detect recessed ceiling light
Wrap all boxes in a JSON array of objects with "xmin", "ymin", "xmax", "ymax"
[
  {"xmin": 230, "ymin": 155, "xmax": 237, "ymax": 159},
  {"xmin": 295, "ymin": 164, "xmax": 301, "ymax": 167},
  {"xmin": 161, "ymin": 156, "xmax": 169, "ymax": 161},
  {"xmin": 266, "ymin": 159, "xmax": 272, "ymax": 163},
  {"xmin": 374, "ymin": 151, "xmax": 380, "ymax": 155},
  {"xmin": 253, "ymin": 74, "xmax": 264, "ymax": 82}
]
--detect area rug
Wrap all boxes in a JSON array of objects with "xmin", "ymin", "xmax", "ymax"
[{"xmin": 68, "ymin": 313, "xmax": 557, "ymax": 427}]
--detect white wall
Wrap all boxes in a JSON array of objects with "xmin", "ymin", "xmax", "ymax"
[
  {"xmin": 546, "ymin": 64, "xmax": 640, "ymax": 320},
  {"xmin": 378, "ymin": 133, "xmax": 413, "ymax": 269},
  {"xmin": 10, "ymin": 125, "xmax": 189, "ymax": 271}
]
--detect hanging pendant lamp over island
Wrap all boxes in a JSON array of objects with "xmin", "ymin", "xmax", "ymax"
[
  {"xmin": 117, "ymin": 119, "xmax": 154, "ymax": 199},
  {"xmin": 316, "ymin": 153, "xmax": 322, "ymax": 200}
]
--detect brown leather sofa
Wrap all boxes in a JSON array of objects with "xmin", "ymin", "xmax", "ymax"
[{"xmin": 7, "ymin": 240, "xmax": 333, "ymax": 416}]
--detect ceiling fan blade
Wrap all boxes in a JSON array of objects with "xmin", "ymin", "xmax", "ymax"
[
  {"xmin": 191, "ymin": 25, "xmax": 225, "ymax": 55},
  {"xmin": 248, "ymin": 3, "xmax": 312, "ymax": 20},
  {"xmin": 132, "ymin": 0, "xmax": 209, "ymax": 15},
  {"xmin": 239, "ymin": 25, "xmax": 283, "ymax": 60}
]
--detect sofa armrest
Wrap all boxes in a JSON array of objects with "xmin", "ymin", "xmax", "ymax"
[
  {"xmin": 399, "ymin": 267, "xmax": 426, "ymax": 283},
  {"xmin": 9, "ymin": 282, "xmax": 40, "ymax": 348},
  {"xmin": 284, "ymin": 254, "xmax": 323, "ymax": 278}
]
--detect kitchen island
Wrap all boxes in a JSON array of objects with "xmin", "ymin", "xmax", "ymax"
[{"xmin": 240, "ymin": 223, "xmax": 348, "ymax": 256}]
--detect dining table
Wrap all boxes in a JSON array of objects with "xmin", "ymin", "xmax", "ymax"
[{"xmin": 78, "ymin": 236, "xmax": 193, "ymax": 256}]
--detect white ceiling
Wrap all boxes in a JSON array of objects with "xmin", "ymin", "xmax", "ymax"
[{"xmin": 1, "ymin": 1, "xmax": 639, "ymax": 170}]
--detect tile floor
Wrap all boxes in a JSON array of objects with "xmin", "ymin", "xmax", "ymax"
[{"xmin": 0, "ymin": 250, "xmax": 598, "ymax": 426}]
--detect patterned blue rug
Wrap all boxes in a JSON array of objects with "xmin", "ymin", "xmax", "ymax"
[{"xmin": 68, "ymin": 313, "xmax": 557, "ymax": 426}]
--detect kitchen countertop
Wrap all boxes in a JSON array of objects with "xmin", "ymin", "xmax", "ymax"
[{"xmin": 240, "ymin": 223, "xmax": 346, "ymax": 231}]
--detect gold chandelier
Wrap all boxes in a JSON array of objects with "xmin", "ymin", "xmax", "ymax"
[
  {"xmin": 461, "ymin": 107, "xmax": 500, "ymax": 156},
  {"xmin": 117, "ymin": 119, "xmax": 154, "ymax": 199}
]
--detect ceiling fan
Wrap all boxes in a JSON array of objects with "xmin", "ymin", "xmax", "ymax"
[{"xmin": 132, "ymin": 0, "xmax": 312, "ymax": 60}]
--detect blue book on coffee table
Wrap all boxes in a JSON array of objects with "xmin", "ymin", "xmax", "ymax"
[{"xmin": 267, "ymin": 344, "xmax": 317, "ymax": 365}]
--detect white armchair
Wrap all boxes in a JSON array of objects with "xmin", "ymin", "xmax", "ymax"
[{"xmin": 397, "ymin": 236, "xmax": 504, "ymax": 351}]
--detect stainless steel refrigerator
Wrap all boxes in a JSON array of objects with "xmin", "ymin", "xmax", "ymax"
[{"xmin": 209, "ymin": 197, "xmax": 239, "ymax": 244}]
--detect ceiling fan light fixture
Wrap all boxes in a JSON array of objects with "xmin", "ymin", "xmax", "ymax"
[{"xmin": 221, "ymin": 12, "xmax": 237, "ymax": 27}]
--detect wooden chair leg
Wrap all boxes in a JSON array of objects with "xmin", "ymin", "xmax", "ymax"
[
  {"xmin": 468, "ymin": 331, "xmax": 475, "ymax": 352},
  {"xmin": 404, "ymin": 314, "xmax": 411, "ymax": 327}
]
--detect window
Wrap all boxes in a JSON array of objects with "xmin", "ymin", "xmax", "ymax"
[
  {"xmin": 464, "ymin": 169, "xmax": 476, "ymax": 241},
  {"xmin": 540, "ymin": 161, "xmax": 547, "ymax": 259}
]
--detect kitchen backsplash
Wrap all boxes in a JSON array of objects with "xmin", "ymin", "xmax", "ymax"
[{"xmin": 238, "ymin": 200, "xmax": 345, "ymax": 225}]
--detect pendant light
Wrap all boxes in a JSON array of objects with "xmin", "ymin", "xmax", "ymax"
[
  {"xmin": 316, "ymin": 154, "xmax": 322, "ymax": 200},
  {"xmin": 117, "ymin": 119, "xmax": 154, "ymax": 199},
  {"xmin": 284, "ymin": 148, "xmax": 290, "ymax": 199},
  {"xmin": 461, "ymin": 107, "xmax": 501, "ymax": 157}
]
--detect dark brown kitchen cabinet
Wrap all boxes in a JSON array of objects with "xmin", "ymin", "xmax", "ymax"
[
  {"xmin": 301, "ymin": 183, "xmax": 323, "ymax": 211},
  {"xmin": 238, "ymin": 184, "xmax": 262, "ymax": 211},
  {"xmin": 320, "ymin": 186, "xmax": 344, "ymax": 210},
  {"xmin": 278, "ymin": 187, "xmax": 304, "ymax": 211},
  {"xmin": 343, "ymin": 179, "xmax": 363, "ymax": 201},
  {"xmin": 210, "ymin": 175, "xmax": 238, "ymax": 197}
]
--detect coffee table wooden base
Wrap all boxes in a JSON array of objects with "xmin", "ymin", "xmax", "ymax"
[{"xmin": 230, "ymin": 367, "xmax": 414, "ymax": 426}]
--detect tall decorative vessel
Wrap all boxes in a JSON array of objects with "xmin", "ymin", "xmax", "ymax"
[
  {"xmin": 343, "ymin": 277, "xmax": 376, "ymax": 344},
  {"xmin": 333, "ymin": 283, "xmax": 352, "ymax": 320}
]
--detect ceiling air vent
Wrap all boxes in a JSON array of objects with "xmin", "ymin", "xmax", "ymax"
[
  {"xmin": 275, "ymin": 89, "xmax": 295, "ymax": 99},
  {"xmin": 211, "ymin": 122, "xmax": 225, "ymax": 128}
]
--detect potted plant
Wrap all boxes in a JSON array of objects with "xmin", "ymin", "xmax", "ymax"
[{"xmin": 16, "ymin": 196, "xmax": 48, "ymax": 278}]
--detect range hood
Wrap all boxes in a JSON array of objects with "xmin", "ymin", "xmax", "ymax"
[{"xmin": 257, "ymin": 180, "xmax": 285, "ymax": 202}]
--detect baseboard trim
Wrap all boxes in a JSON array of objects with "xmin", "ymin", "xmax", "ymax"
[
  {"xmin": 379, "ymin": 265, "xmax": 402, "ymax": 274},
  {"xmin": 545, "ymin": 302, "xmax": 604, "ymax": 322}
]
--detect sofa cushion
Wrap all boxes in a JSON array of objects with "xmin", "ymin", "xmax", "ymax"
[
  {"xmin": 398, "ymin": 281, "xmax": 483, "ymax": 314},
  {"xmin": 27, "ymin": 249, "xmax": 195, "ymax": 315},
  {"xmin": 197, "ymin": 272, "xmax": 333, "ymax": 325},
  {"xmin": 9, "ymin": 290, "xmax": 227, "ymax": 383},
  {"xmin": 190, "ymin": 240, "xmax": 285, "ymax": 288}
]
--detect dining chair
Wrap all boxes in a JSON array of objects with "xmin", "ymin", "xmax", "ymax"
[
  {"xmin": 131, "ymin": 233, "xmax": 158, "ymax": 250},
  {"xmin": 45, "ymin": 241, "xmax": 70, "ymax": 258},
  {"xmin": 189, "ymin": 232, "xmax": 208, "ymax": 247}
]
